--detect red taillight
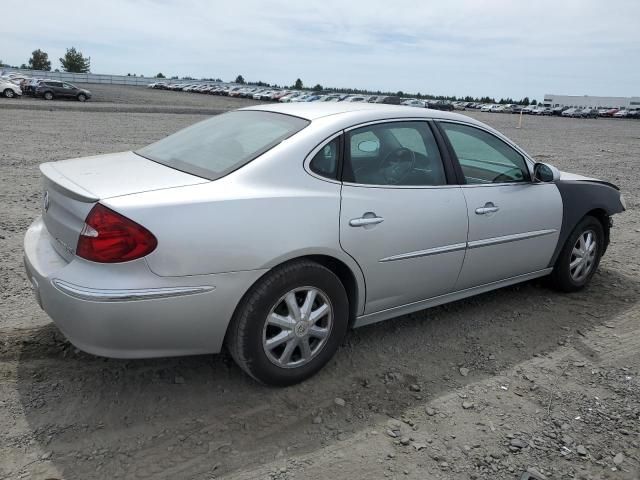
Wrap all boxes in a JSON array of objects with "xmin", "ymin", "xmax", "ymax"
[{"xmin": 76, "ymin": 204, "xmax": 157, "ymax": 263}]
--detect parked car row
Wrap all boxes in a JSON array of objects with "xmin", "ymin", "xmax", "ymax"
[
  {"xmin": 0, "ymin": 72, "xmax": 92, "ymax": 101},
  {"xmin": 473, "ymin": 102, "xmax": 640, "ymax": 119},
  {"xmin": 148, "ymin": 82, "xmax": 406, "ymax": 105},
  {"xmin": 400, "ymin": 99, "xmax": 455, "ymax": 111}
]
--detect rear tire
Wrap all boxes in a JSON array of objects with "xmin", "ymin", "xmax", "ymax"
[
  {"xmin": 550, "ymin": 216, "xmax": 604, "ymax": 292},
  {"xmin": 43, "ymin": 91, "xmax": 54, "ymax": 100},
  {"xmin": 3, "ymin": 88, "xmax": 14, "ymax": 98},
  {"xmin": 226, "ymin": 260, "xmax": 349, "ymax": 386}
]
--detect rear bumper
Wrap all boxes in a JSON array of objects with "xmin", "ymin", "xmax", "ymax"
[{"xmin": 24, "ymin": 216, "xmax": 266, "ymax": 358}]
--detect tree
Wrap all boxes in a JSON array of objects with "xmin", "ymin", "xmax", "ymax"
[
  {"xmin": 155, "ymin": 72, "xmax": 165, "ymax": 78},
  {"xmin": 293, "ymin": 78, "xmax": 303, "ymax": 89},
  {"xmin": 235, "ymin": 75, "xmax": 245, "ymax": 84},
  {"xmin": 312, "ymin": 83, "xmax": 323, "ymax": 91},
  {"xmin": 59, "ymin": 47, "xmax": 90, "ymax": 73},
  {"xmin": 28, "ymin": 49, "xmax": 51, "ymax": 71},
  {"xmin": 531, "ymin": 99, "xmax": 537, "ymax": 105}
]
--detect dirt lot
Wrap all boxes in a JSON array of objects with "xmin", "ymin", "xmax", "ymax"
[{"xmin": 0, "ymin": 87, "xmax": 639, "ymax": 480}]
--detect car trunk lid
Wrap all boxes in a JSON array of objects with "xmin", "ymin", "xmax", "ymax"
[{"xmin": 40, "ymin": 151, "xmax": 207, "ymax": 261}]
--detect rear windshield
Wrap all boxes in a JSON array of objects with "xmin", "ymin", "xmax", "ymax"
[{"xmin": 136, "ymin": 111, "xmax": 309, "ymax": 180}]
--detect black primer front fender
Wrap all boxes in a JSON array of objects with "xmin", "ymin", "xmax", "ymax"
[{"xmin": 549, "ymin": 180, "xmax": 625, "ymax": 267}]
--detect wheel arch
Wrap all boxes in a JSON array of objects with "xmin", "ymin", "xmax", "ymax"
[
  {"xmin": 304, "ymin": 254, "xmax": 361, "ymax": 327},
  {"xmin": 585, "ymin": 207, "xmax": 610, "ymax": 252},
  {"xmin": 229, "ymin": 251, "xmax": 365, "ymax": 334},
  {"xmin": 549, "ymin": 181, "xmax": 623, "ymax": 267}
]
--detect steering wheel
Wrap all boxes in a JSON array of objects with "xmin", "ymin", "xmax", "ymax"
[{"xmin": 379, "ymin": 147, "xmax": 416, "ymax": 185}]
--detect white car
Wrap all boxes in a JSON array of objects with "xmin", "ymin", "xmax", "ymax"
[
  {"xmin": 0, "ymin": 79, "xmax": 22, "ymax": 98},
  {"xmin": 344, "ymin": 96, "xmax": 367, "ymax": 103},
  {"xmin": 480, "ymin": 104, "xmax": 493, "ymax": 112},
  {"xmin": 279, "ymin": 93, "xmax": 300, "ymax": 102},
  {"xmin": 23, "ymin": 103, "xmax": 625, "ymax": 385},
  {"xmin": 402, "ymin": 99, "xmax": 426, "ymax": 108}
]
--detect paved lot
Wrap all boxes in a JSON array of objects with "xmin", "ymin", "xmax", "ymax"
[{"xmin": 0, "ymin": 89, "xmax": 638, "ymax": 480}]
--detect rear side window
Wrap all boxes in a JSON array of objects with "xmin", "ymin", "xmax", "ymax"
[
  {"xmin": 136, "ymin": 111, "xmax": 309, "ymax": 180},
  {"xmin": 309, "ymin": 138, "xmax": 340, "ymax": 179}
]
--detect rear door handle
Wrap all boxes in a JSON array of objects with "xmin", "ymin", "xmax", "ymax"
[
  {"xmin": 475, "ymin": 202, "xmax": 499, "ymax": 215},
  {"xmin": 349, "ymin": 215, "xmax": 384, "ymax": 227}
]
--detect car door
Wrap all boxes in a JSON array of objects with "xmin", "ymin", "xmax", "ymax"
[
  {"xmin": 61, "ymin": 83, "xmax": 76, "ymax": 98},
  {"xmin": 339, "ymin": 120, "xmax": 469, "ymax": 315},
  {"xmin": 437, "ymin": 121, "xmax": 562, "ymax": 290},
  {"xmin": 48, "ymin": 81, "xmax": 63, "ymax": 97}
]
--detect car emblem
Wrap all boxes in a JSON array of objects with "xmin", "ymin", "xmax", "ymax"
[{"xmin": 43, "ymin": 191, "xmax": 50, "ymax": 212}]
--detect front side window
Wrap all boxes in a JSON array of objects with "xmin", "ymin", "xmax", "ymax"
[
  {"xmin": 344, "ymin": 122, "xmax": 446, "ymax": 186},
  {"xmin": 439, "ymin": 122, "xmax": 529, "ymax": 184},
  {"xmin": 136, "ymin": 111, "xmax": 309, "ymax": 180}
]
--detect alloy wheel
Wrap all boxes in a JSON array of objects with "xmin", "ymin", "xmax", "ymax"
[
  {"xmin": 569, "ymin": 229, "xmax": 597, "ymax": 282},
  {"xmin": 262, "ymin": 287, "xmax": 333, "ymax": 368}
]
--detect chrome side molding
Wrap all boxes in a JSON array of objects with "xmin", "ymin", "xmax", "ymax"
[
  {"xmin": 467, "ymin": 229, "xmax": 557, "ymax": 249},
  {"xmin": 52, "ymin": 279, "xmax": 215, "ymax": 302},
  {"xmin": 380, "ymin": 242, "xmax": 467, "ymax": 262},
  {"xmin": 379, "ymin": 230, "xmax": 557, "ymax": 263}
]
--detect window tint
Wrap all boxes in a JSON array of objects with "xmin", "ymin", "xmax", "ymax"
[
  {"xmin": 439, "ymin": 122, "xmax": 529, "ymax": 184},
  {"xmin": 309, "ymin": 138, "xmax": 339, "ymax": 179},
  {"xmin": 344, "ymin": 122, "xmax": 446, "ymax": 186},
  {"xmin": 136, "ymin": 111, "xmax": 309, "ymax": 180}
]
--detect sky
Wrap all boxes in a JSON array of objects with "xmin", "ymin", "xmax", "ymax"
[{"xmin": 3, "ymin": 0, "xmax": 639, "ymax": 100}]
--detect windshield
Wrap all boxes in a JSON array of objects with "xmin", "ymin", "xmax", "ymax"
[{"xmin": 136, "ymin": 110, "xmax": 309, "ymax": 180}]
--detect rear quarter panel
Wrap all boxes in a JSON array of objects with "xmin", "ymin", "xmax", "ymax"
[{"xmin": 103, "ymin": 117, "xmax": 361, "ymax": 282}]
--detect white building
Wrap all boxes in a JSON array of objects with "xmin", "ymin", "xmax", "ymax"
[{"xmin": 542, "ymin": 94, "xmax": 640, "ymax": 109}]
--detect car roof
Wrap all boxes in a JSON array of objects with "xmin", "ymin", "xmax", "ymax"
[{"xmin": 240, "ymin": 102, "xmax": 471, "ymax": 122}]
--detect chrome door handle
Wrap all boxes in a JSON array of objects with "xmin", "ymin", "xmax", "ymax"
[
  {"xmin": 475, "ymin": 203, "xmax": 499, "ymax": 215},
  {"xmin": 349, "ymin": 215, "xmax": 384, "ymax": 227}
]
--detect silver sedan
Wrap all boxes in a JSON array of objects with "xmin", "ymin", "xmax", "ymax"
[{"xmin": 24, "ymin": 103, "xmax": 626, "ymax": 385}]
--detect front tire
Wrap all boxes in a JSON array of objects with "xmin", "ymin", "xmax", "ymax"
[
  {"xmin": 226, "ymin": 260, "xmax": 349, "ymax": 386},
  {"xmin": 3, "ymin": 88, "xmax": 15, "ymax": 98},
  {"xmin": 43, "ymin": 91, "xmax": 54, "ymax": 100},
  {"xmin": 550, "ymin": 216, "xmax": 604, "ymax": 292},
  {"xmin": 77, "ymin": 93, "xmax": 87, "ymax": 102}
]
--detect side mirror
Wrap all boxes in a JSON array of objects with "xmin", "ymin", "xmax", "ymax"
[{"xmin": 533, "ymin": 162, "xmax": 560, "ymax": 182}]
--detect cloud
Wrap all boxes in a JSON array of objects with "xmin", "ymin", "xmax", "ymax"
[{"xmin": 4, "ymin": 0, "xmax": 639, "ymax": 98}]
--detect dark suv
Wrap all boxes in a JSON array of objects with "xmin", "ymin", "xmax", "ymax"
[
  {"xmin": 425, "ymin": 100, "xmax": 454, "ymax": 111},
  {"xmin": 35, "ymin": 81, "xmax": 92, "ymax": 102}
]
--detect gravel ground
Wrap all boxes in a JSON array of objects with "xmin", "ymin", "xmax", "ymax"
[{"xmin": 0, "ymin": 89, "xmax": 638, "ymax": 480}]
